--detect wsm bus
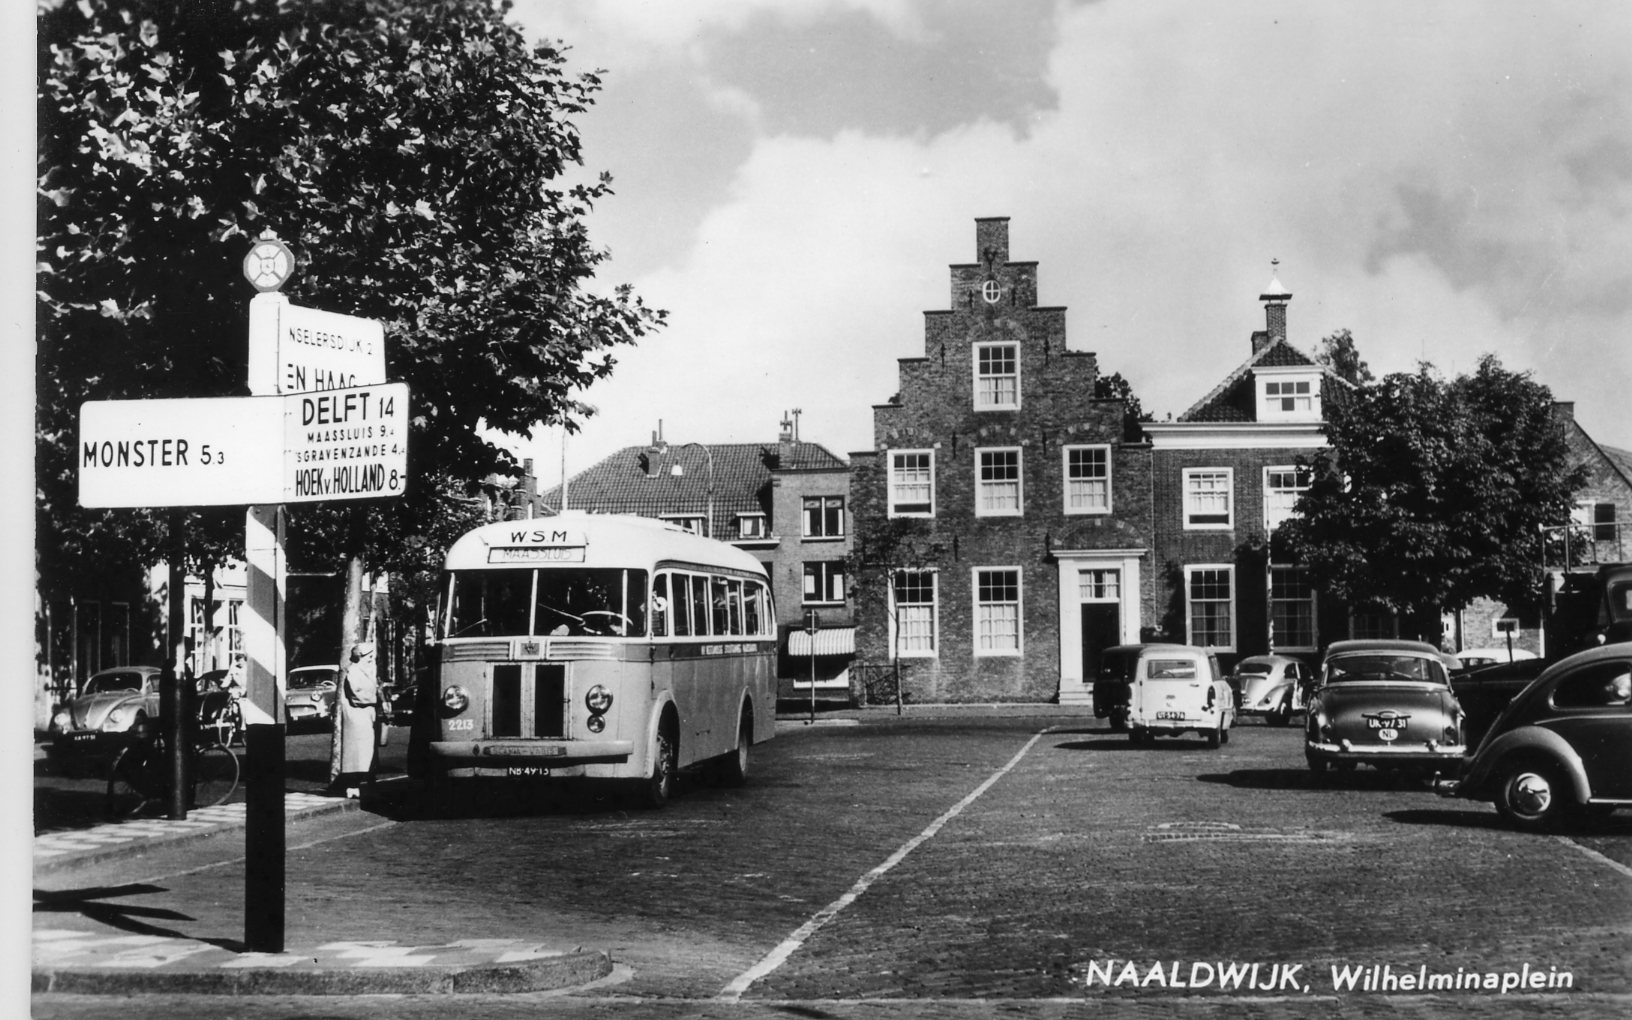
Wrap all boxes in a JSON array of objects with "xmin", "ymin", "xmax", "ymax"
[{"xmin": 415, "ymin": 512, "xmax": 778, "ymax": 808}]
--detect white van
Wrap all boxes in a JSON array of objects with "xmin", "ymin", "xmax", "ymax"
[{"xmin": 1109, "ymin": 643, "xmax": 1234, "ymax": 747}]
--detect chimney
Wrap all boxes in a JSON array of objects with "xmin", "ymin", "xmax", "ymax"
[
  {"xmin": 975, "ymin": 217, "xmax": 1010, "ymax": 266},
  {"xmin": 1259, "ymin": 258, "xmax": 1292, "ymax": 351}
]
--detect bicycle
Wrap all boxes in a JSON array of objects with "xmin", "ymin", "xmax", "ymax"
[{"xmin": 105, "ymin": 731, "xmax": 240, "ymax": 820}]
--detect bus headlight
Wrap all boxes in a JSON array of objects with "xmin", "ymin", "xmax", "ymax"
[
  {"xmin": 585, "ymin": 685, "xmax": 613, "ymax": 714},
  {"xmin": 441, "ymin": 685, "xmax": 469, "ymax": 714}
]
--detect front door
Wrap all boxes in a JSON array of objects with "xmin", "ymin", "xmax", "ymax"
[{"xmin": 1081, "ymin": 604, "xmax": 1120, "ymax": 683}]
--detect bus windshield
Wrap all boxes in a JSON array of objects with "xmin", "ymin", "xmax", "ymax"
[{"xmin": 445, "ymin": 568, "xmax": 649, "ymax": 639}]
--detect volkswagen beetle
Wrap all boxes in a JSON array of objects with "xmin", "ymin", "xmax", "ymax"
[
  {"xmin": 47, "ymin": 665, "xmax": 161, "ymax": 760},
  {"xmin": 1440, "ymin": 643, "xmax": 1631, "ymax": 830},
  {"xmin": 1305, "ymin": 639, "xmax": 1465, "ymax": 779},
  {"xmin": 1232, "ymin": 654, "xmax": 1312, "ymax": 726}
]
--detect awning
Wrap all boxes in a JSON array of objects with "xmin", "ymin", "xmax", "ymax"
[{"xmin": 788, "ymin": 626, "xmax": 856, "ymax": 657}]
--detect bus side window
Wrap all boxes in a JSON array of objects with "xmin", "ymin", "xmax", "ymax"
[
  {"xmin": 651, "ymin": 573, "xmax": 669, "ymax": 637},
  {"xmin": 690, "ymin": 573, "xmax": 712, "ymax": 636},
  {"xmin": 711, "ymin": 576, "xmax": 731, "ymax": 636},
  {"xmin": 727, "ymin": 578, "xmax": 744, "ymax": 636},
  {"xmin": 672, "ymin": 574, "xmax": 692, "ymax": 637},
  {"xmin": 742, "ymin": 582, "xmax": 761, "ymax": 636}
]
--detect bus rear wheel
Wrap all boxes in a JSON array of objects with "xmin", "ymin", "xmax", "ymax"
[
  {"xmin": 716, "ymin": 708, "xmax": 752, "ymax": 787},
  {"xmin": 640, "ymin": 721, "xmax": 678, "ymax": 808}
]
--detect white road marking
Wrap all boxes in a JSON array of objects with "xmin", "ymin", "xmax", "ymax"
[
  {"xmin": 1556, "ymin": 834, "xmax": 1632, "ymax": 880},
  {"xmin": 717, "ymin": 728, "xmax": 1050, "ymax": 1002}
]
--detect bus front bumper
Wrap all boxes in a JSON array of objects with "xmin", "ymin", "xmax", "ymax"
[{"xmin": 429, "ymin": 739, "xmax": 634, "ymax": 767}]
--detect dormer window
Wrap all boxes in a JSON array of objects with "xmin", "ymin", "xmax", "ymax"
[{"xmin": 1256, "ymin": 369, "xmax": 1320, "ymax": 421}]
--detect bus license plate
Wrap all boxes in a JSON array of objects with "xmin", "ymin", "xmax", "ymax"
[
  {"xmin": 506, "ymin": 767, "xmax": 550, "ymax": 778},
  {"xmin": 1155, "ymin": 711, "xmax": 1187, "ymax": 720}
]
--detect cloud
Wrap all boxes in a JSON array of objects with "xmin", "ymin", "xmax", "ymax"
[{"xmin": 509, "ymin": 0, "xmax": 1632, "ymax": 482}]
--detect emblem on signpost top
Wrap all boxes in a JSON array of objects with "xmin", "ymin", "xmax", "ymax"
[{"xmin": 242, "ymin": 230, "xmax": 294, "ymax": 292}]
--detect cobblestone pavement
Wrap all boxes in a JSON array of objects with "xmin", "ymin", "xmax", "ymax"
[{"xmin": 31, "ymin": 711, "xmax": 1632, "ymax": 1018}]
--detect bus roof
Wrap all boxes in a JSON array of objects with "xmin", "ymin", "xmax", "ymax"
[{"xmin": 443, "ymin": 511, "xmax": 769, "ymax": 577}]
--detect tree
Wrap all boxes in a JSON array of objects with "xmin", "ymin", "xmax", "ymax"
[
  {"xmin": 1093, "ymin": 371, "xmax": 1154, "ymax": 442},
  {"xmin": 1276, "ymin": 355, "xmax": 1585, "ymax": 639},
  {"xmin": 1315, "ymin": 328, "xmax": 1374, "ymax": 387},
  {"xmin": 37, "ymin": 1, "xmax": 664, "ymax": 652}
]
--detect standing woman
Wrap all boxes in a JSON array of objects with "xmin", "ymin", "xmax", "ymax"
[{"xmin": 333, "ymin": 642, "xmax": 379, "ymax": 798}]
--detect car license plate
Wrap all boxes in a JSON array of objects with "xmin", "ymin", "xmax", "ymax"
[
  {"xmin": 1156, "ymin": 711, "xmax": 1187, "ymax": 720},
  {"xmin": 68, "ymin": 732, "xmax": 97, "ymax": 743},
  {"xmin": 1367, "ymin": 719, "xmax": 1404, "ymax": 730},
  {"xmin": 505, "ymin": 767, "xmax": 550, "ymax": 778}
]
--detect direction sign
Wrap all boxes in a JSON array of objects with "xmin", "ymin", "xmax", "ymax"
[
  {"xmin": 248, "ymin": 294, "xmax": 387, "ymax": 397},
  {"xmin": 79, "ymin": 383, "xmax": 409, "ymax": 508}
]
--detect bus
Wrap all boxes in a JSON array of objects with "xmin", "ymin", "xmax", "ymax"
[{"xmin": 416, "ymin": 512, "xmax": 778, "ymax": 808}]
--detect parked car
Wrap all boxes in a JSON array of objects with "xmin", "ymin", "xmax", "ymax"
[
  {"xmin": 285, "ymin": 664, "xmax": 340, "ymax": 727},
  {"xmin": 1102, "ymin": 643, "xmax": 1234, "ymax": 747},
  {"xmin": 1305, "ymin": 639, "xmax": 1465, "ymax": 779},
  {"xmin": 1232, "ymin": 654, "xmax": 1312, "ymax": 726},
  {"xmin": 1454, "ymin": 647, "xmax": 1538, "ymax": 670},
  {"xmin": 47, "ymin": 666, "xmax": 161, "ymax": 759},
  {"xmin": 1450, "ymin": 657, "xmax": 1549, "ymax": 748},
  {"xmin": 1441, "ymin": 643, "xmax": 1631, "ymax": 830}
]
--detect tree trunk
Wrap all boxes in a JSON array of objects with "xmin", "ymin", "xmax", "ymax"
[{"xmin": 328, "ymin": 552, "xmax": 366, "ymax": 787}]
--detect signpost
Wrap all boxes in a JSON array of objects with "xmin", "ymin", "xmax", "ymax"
[
  {"xmin": 75, "ymin": 230, "xmax": 405, "ymax": 953},
  {"xmin": 77, "ymin": 385, "xmax": 408, "ymax": 508}
]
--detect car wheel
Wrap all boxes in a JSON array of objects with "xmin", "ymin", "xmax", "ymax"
[
  {"xmin": 1494, "ymin": 757, "xmax": 1569, "ymax": 831},
  {"xmin": 1267, "ymin": 695, "xmax": 1292, "ymax": 727},
  {"xmin": 1206, "ymin": 719, "xmax": 1222, "ymax": 749},
  {"xmin": 1220, "ymin": 723, "xmax": 1230, "ymax": 746},
  {"xmin": 1108, "ymin": 709, "xmax": 1127, "ymax": 732}
]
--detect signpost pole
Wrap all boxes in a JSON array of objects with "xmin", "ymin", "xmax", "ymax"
[
  {"xmin": 163, "ymin": 513, "xmax": 189, "ymax": 820},
  {"xmin": 242, "ymin": 236, "xmax": 294, "ymax": 954}
]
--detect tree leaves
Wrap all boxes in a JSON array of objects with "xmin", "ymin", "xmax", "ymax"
[
  {"xmin": 1278, "ymin": 356, "xmax": 1585, "ymax": 630},
  {"xmin": 38, "ymin": 0, "xmax": 665, "ymax": 588}
]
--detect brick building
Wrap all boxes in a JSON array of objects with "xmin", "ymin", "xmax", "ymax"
[
  {"xmin": 539, "ymin": 419, "xmax": 855, "ymax": 699},
  {"xmin": 850, "ymin": 217, "xmax": 1152, "ymax": 704},
  {"xmin": 1143, "ymin": 266, "xmax": 1355, "ymax": 672},
  {"xmin": 1454, "ymin": 403, "xmax": 1632, "ymax": 658}
]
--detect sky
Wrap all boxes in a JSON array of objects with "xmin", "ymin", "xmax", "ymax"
[{"xmin": 499, "ymin": 0, "xmax": 1632, "ymax": 489}]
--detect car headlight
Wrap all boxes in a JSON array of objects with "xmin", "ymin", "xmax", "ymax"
[
  {"xmin": 104, "ymin": 708, "xmax": 128, "ymax": 730},
  {"xmin": 51, "ymin": 710, "xmax": 71, "ymax": 733},
  {"xmin": 441, "ymin": 685, "xmax": 469, "ymax": 714},
  {"xmin": 585, "ymin": 685, "xmax": 613, "ymax": 714}
]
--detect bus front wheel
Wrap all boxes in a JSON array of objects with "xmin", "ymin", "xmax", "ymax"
[{"xmin": 640, "ymin": 720, "xmax": 678, "ymax": 808}]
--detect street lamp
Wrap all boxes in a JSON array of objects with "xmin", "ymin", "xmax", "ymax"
[{"xmin": 667, "ymin": 442, "xmax": 715, "ymax": 538}]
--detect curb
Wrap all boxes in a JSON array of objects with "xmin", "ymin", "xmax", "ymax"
[
  {"xmin": 34, "ymin": 791, "xmax": 364, "ymax": 875},
  {"xmin": 31, "ymin": 948, "xmax": 613, "ymax": 996}
]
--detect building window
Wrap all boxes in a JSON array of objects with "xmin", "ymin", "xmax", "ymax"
[
  {"xmin": 974, "ymin": 567, "xmax": 1022, "ymax": 655},
  {"xmin": 1063, "ymin": 445, "xmax": 1111, "ymax": 514},
  {"xmin": 802, "ymin": 562, "xmax": 845, "ymax": 606},
  {"xmin": 1078, "ymin": 568, "xmax": 1120, "ymax": 601},
  {"xmin": 736, "ymin": 513, "xmax": 767, "ymax": 539},
  {"xmin": 974, "ymin": 342, "xmax": 1019, "ymax": 410},
  {"xmin": 1270, "ymin": 565, "xmax": 1317, "ymax": 651},
  {"xmin": 803, "ymin": 496, "xmax": 845, "ymax": 539},
  {"xmin": 1576, "ymin": 501, "xmax": 1619, "ymax": 543},
  {"xmin": 1259, "ymin": 373, "xmax": 1319, "ymax": 420},
  {"xmin": 890, "ymin": 569, "xmax": 937, "ymax": 657},
  {"xmin": 888, "ymin": 450, "xmax": 935, "ymax": 517},
  {"xmin": 1183, "ymin": 468, "xmax": 1233, "ymax": 529},
  {"xmin": 1264, "ymin": 466, "xmax": 1311, "ymax": 531},
  {"xmin": 976, "ymin": 448, "xmax": 1022, "ymax": 516},
  {"xmin": 660, "ymin": 514, "xmax": 707, "ymax": 536},
  {"xmin": 1349, "ymin": 609, "xmax": 1399, "ymax": 640},
  {"xmin": 1185, "ymin": 565, "xmax": 1235, "ymax": 650}
]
